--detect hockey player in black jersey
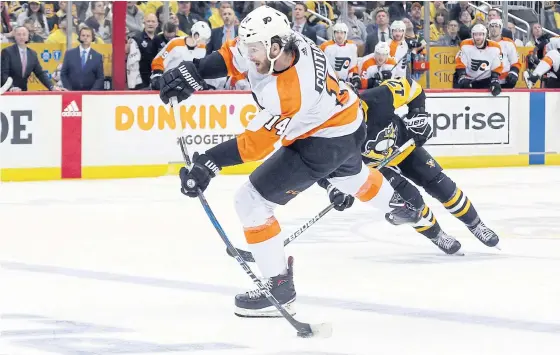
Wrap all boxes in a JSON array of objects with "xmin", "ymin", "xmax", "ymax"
[{"xmin": 320, "ymin": 77, "xmax": 500, "ymax": 254}]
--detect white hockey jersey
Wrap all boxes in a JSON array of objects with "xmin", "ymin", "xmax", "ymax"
[
  {"xmin": 217, "ymin": 33, "xmax": 362, "ymax": 163},
  {"xmin": 456, "ymin": 39, "xmax": 503, "ymax": 81},
  {"xmin": 496, "ymin": 37, "xmax": 521, "ymax": 83},
  {"xmin": 359, "ymin": 54, "xmax": 397, "ymax": 89},
  {"xmin": 319, "ymin": 40, "xmax": 359, "ymax": 80},
  {"xmin": 151, "ymin": 37, "xmax": 207, "ymax": 73},
  {"xmin": 534, "ymin": 49, "xmax": 560, "ymax": 79},
  {"xmin": 388, "ymin": 39, "xmax": 408, "ymax": 78}
]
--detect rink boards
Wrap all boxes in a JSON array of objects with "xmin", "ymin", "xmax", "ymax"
[{"xmin": 1, "ymin": 89, "xmax": 559, "ymax": 182}]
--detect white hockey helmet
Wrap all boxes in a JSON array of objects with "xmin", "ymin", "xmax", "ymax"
[
  {"xmin": 332, "ymin": 22, "xmax": 349, "ymax": 41},
  {"xmin": 391, "ymin": 20, "xmax": 406, "ymax": 33},
  {"xmin": 190, "ymin": 21, "xmax": 211, "ymax": 44},
  {"xmin": 488, "ymin": 18, "xmax": 503, "ymax": 28},
  {"xmin": 374, "ymin": 41, "xmax": 390, "ymax": 63},
  {"xmin": 374, "ymin": 41, "xmax": 390, "ymax": 55},
  {"xmin": 238, "ymin": 5, "xmax": 292, "ymax": 74},
  {"xmin": 471, "ymin": 23, "xmax": 488, "ymax": 47}
]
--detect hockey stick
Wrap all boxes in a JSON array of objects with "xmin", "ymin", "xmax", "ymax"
[
  {"xmin": 170, "ymin": 97, "xmax": 332, "ymax": 339},
  {"xmin": 229, "ymin": 138, "xmax": 417, "ymax": 262},
  {"xmin": 0, "ymin": 77, "xmax": 13, "ymax": 94}
]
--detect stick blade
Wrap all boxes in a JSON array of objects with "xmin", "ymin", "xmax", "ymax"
[{"xmin": 296, "ymin": 322, "xmax": 332, "ymax": 338}]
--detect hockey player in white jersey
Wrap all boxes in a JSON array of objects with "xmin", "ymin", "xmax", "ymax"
[
  {"xmin": 524, "ymin": 36, "xmax": 560, "ymax": 88},
  {"xmin": 157, "ymin": 5, "xmax": 420, "ymax": 317},
  {"xmin": 488, "ymin": 19, "xmax": 521, "ymax": 88},
  {"xmin": 387, "ymin": 20, "xmax": 408, "ymax": 78},
  {"xmin": 150, "ymin": 21, "xmax": 211, "ymax": 90},
  {"xmin": 319, "ymin": 23, "xmax": 360, "ymax": 88},
  {"xmin": 454, "ymin": 24, "xmax": 503, "ymax": 96},
  {"xmin": 359, "ymin": 42, "xmax": 397, "ymax": 89}
]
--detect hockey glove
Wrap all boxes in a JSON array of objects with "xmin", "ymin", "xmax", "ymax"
[
  {"xmin": 179, "ymin": 152, "xmax": 220, "ymax": 197},
  {"xmin": 317, "ymin": 179, "xmax": 355, "ymax": 211},
  {"xmin": 458, "ymin": 75, "xmax": 472, "ymax": 88},
  {"xmin": 490, "ymin": 78, "xmax": 501, "ymax": 96},
  {"xmin": 403, "ymin": 113, "xmax": 433, "ymax": 147},
  {"xmin": 505, "ymin": 72, "xmax": 518, "ymax": 86},
  {"xmin": 159, "ymin": 61, "xmax": 208, "ymax": 105},
  {"xmin": 375, "ymin": 70, "xmax": 392, "ymax": 82},
  {"xmin": 150, "ymin": 71, "xmax": 163, "ymax": 90},
  {"xmin": 523, "ymin": 71, "xmax": 540, "ymax": 89},
  {"xmin": 349, "ymin": 75, "xmax": 362, "ymax": 91}
]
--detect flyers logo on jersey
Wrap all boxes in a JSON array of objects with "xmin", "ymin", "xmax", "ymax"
[
  {"xmin": 470, "ymin": 59, "xmax": 490, "ymax": 71},
  {"xmin": 334, "ymin": 57, "xmax": 351, "ymax": 71}
]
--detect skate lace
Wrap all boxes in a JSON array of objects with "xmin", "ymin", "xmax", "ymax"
[
  {"xmin": 474, "ymin": 223, "xmax": 493, "ymax": 242},
  {"xmin": 247, "ymin": 279, "xmax": 273, "ymax": 299},
  {"xmin": 437, "ymin": 235, "xmax": 456, "ymax": 250}
]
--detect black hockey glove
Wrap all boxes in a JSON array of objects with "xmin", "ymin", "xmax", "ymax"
[
  {"xmin": 159, "ymin": 61, "xmax": 209, "ymax": 105},
  {"xmin": 490, "ymin": 78, "xmax": 501, "ymax": 96},
  {"xmin": 150, "ymin": 71, "xmax": 163, "ymax": 90},
  {"xmin": 458, "ymin": 75, "xmax": 472, "ymax": 88},
  {"xmin": 403, "ymin": 112, "xmax": 433, "ymax": 147},
  {"xmin": 376, "ymin": 70, "xmax": 392, "ymax": 82},
  {"xmin": 179, "ymin": 152, "xmax": 220, "ymax": 197},
  {"xmin": 349, "ymin": 75, "xmax": 362, "ymax": 90},
  {"xmin": 317, "ymin": 178, "xmax": 354, "ymax": 211},
  {"xmin": 506, "ymin": 72, "xmax": 518, "ymax": 86}
]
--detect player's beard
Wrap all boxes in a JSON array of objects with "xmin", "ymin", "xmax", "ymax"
[{"xmin": 254, "ymin": 58, "xmax": 272, "ymax": 74}]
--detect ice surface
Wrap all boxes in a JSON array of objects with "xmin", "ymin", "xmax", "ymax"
[{"xmin": 1, "ymin": 167, "xmax": 560, "ymax": 355}]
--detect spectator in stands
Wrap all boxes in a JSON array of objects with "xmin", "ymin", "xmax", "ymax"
[
  {"xmin": 487, "ymin": 8, "xmax": 513, "ymax": 39},
  {"xmin": 526, "ymin": 22, "xmax": 544, "ymax": 47},
  {"xmin": 47, "ymin": 1, "xmax": 77, "ymax": 32},
  {"xmin": 437, "ymin": 20, "xmax": 461, "ymax": 46},
  {"xmin": 128, "ymin": 13, "xmax": 159, "ymax": 89},
  {"xmin": 430, "ymin": 8, "xmax": 448, "ymax": 42},
  {"xmin": 341, "ymin": 3, "xmax": 367, "ymax": 46},
  {"xmin": 208, "ymin": 1, "xmax": 231, "ymax": 29},
  {"xmin": 305, "ymin": 1, "xmax": 335, "ymax": 40},
  {"xmin": 409, "ymin": 2, "xmax": 423, "ymax": 34},
  {"xmin": 423, "ymin": 0, "xmax": 446, "ymax": 23},
  {"xmin": 176, "ymin": 1, "xmax": 202, "ymax": 35},
  {"xmin": 168, "ymin": 13, "xmax": 187, "ymax": 36},
  {"xmin": 152, "ymin": 22, "xmax": 179, "ymax": 53},
  {"xmin": 16, "ymin": 1, "xmax": 49, "ymax": 40},
  {"xmin": 46, "ymin": 16, "xmax": 77, "ymax": 45},
  {"xmin": 1, "ymin": 1, "xmax": 14, "ymax": 43},
  {"xmin": 22, "ymin": 17, "xmax": 44, "ymax": 43},
  {"xmin": 507, "ymin": 22, "xmax": 525, "ymax": 47},
  {"xmin": 1, "ymin": 26, "xmax": 60, "ymax": 91},
  {"xmin": 290, "ymin": 2, "xmax": 317, "ymax": 44},
  {"xmin": 60, "ymin": 26, "xmax": 104, "ymax": 91},
  {"xmin": 364, "ymin": 8, "xmax": 390, "ymax": 55},
  {"xmin": 85, "ymin": 1, "xmax": 112, "ymax": 43},
  {"xmin": 459, "ymin": 9, "xmax": 472, "ymax": 33},
  {"xmin": 206, "ymin": 3, "xmax": 237, "ymax": 53},
  {"xmin": 141, "ymin": 1, "xmax": 178, "ymax": 17},
  {"xmin": 388, "ymin": 1, "xmax": 410, "ymax": 21},
  {"xmin": 450, "ymin": 1, "xmax": 474, "ymax": 23},
  {"xmin": 127, "ymin": 1, "xmax": 144, "ymax": 38}
]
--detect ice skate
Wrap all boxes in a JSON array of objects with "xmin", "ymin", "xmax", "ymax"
[
  {"xmin": 385, "ymin": 193, "xmax": 422, "ymax": 226},
  {"xmin": 468, "ymin": 220, "xmax": 500, "ymax": 248},
  {"xmin": 431, "ymin": 231, "xmax": 463, "ymax": 255},
  {"xmin": 234, "ymin": 256, "xmax": 296, "ymax": 318}
]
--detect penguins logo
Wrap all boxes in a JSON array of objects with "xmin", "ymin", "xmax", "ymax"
[{"xmin": 363, "ymin": 123, "xmax": 397, "ymax": 162}]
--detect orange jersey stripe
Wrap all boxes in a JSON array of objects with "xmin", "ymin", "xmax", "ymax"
[
  {"xmin": 244, "ymin": 217, "xmax": 281, "ymax": 244},
  {"xmin": 319, "ymin": 40, "xmax": 334, "ymax": 51},
  {"xmin": 218, "ymin": 39, "xmax": 243, "ymax": 78},
  {"xmin": 236, "ymin": 66, "xmax": 302, "ymax": 163},
  {"xmin": 356, "ymin": 168, "xmax": 384, "ymax": 202}
]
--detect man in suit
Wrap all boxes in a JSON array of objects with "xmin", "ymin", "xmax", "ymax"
[
  {"xmin": 60, "ymin": 27, "xmax": 104, "ymax": 91},
  {"xmin": 0, "ymin": 26, "xmax": 59, "ymax": 91},
  {"xmin": 291, "ymin": 2, "xmax": 317, "ymax": 44},
  {"xmin": 206, "ymin": 3, "xmax": 238, "ymax": 54},
  {"xmin": 365, "ymin": 8, "xmax": 391, "ymax": 55}
]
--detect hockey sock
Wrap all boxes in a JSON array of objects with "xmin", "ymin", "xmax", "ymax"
[
  {"xmin": 413, "ymin": 205, "xmax": 442, "ymax": 240},
  {"xmin": 442, "ymin": 187, "xmax": 481, "ymax": 227}
]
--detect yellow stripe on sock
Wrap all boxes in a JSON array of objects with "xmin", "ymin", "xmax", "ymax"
[
  {"xmin": 415, "ymin": 216, "xmax": 437, "ymax": 232},
  {"xmin": 443, "ymin": 189, "xmax": 462, "ymax": 208},
  {"xmin": 453, "ymin": 200, "xmax": 472, "ymax": 218}
]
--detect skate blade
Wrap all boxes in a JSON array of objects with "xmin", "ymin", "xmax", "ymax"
[
  {"xmin": 234, "ymin": 301, "xmax": 295, "ymax": 318},
  {"xmin": 493, "ymin": 243, "xmax": 501, "ymax": 251}
]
